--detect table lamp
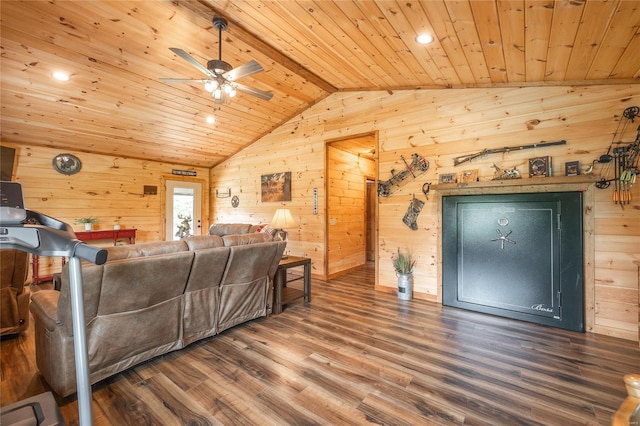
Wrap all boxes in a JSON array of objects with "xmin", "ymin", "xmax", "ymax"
[{"xmin": 269, "ymin": 208, "xmax": 297, "ymax": 248}]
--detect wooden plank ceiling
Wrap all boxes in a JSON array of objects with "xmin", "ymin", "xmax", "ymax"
[{"xmin": 1, "ymin": 0, "xmax": 639, "ymax": 168}]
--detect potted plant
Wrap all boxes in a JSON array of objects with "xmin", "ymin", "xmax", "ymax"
[
  {"xmin": 393, "ymin": 248, "xmax": 415, "ymax": 301},
  {"xmin": 76, "ymin": 217, "xmax": 97, "ymax": 231}
]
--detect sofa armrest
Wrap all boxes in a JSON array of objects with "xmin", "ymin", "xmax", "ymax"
[{"xmin": 30, "ymin": 290, "xmax": 60, "ymax": 331}]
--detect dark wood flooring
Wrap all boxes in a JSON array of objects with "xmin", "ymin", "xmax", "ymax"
[{"xmin": 1, "ymin": 263, "xmax": 638, "ymax": 425}]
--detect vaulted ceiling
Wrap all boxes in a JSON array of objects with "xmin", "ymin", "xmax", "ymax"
[{"xmin": 2, "ymin": 1, "xmax": 638, "ymax": 168}]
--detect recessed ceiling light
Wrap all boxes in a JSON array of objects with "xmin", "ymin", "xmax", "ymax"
[
  {"xmin": 416, "ymin": 33, "xmax": 434, "ymax": 45},
  {"xmin": 206, "ymin": 116, "xmax": 215, "ymax": 124},
  {"xmin": 51, "ymin": 71, "xmax": 70, "ymax": 81}
]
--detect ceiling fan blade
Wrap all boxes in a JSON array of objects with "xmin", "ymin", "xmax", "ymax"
[
  {"xmin": 235, "ymin": 83, "xmax": 273, "ymax": 101},
  {"xmin": 224, "ymin": 60, "xmax": 264, "ymax": 81},
  {"xmin": 169, "ymin": 47, "xmax": 214, "ymax": 78},
  {"xmin": 159, "ymin": 78, "xmax": 209, "ymax": 83}
]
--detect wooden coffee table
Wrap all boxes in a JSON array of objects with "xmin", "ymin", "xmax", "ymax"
[{"xmin": 273, "ymin": 256, "xmax": 311, "ymax": 314}]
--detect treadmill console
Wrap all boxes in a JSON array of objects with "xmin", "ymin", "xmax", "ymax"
[{"xmin": 0, "ymin": 181, "xmax": 26, "ymax": 225}]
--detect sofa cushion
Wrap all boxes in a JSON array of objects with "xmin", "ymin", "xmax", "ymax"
[
  {"xmin": 138, "ymin": 240, "xmax": 188, "ymax": 256},
  {"xmin": 182, "ymin": 235, "xmax": 224, "ymax": 250},
  {"xmin": 183, "ymin": 246, "xmax": 230, "ymax": 345},
  {"xmin": 208, "ymin": 223, "xmax": 253, "ymax": 236},
  {"xmin": 223, "ymin": 233, "xmax": 273, "ymax": 246},
  {"xmin": 105, "ymin": 245, "xmax": 143, "ymax": 261},
  {"xmin": 0, "ymin": 249, "xmax": 30, "ymax": 335}
]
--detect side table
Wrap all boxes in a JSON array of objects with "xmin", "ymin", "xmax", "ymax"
[{"xmin": 273, "ymin": 256, "xmax": 311, "ymax": 314}]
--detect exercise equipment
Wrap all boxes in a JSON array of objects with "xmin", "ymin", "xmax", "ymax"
[{"xmin": 0, "ymin": 181, "xmax": 107, "ymax": 426}]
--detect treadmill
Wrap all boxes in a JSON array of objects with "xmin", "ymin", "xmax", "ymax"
[{"xmin": 0, "ymin": 181, "xmax": 107, "ymax": 426}]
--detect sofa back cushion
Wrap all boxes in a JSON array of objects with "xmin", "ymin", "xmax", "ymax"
[
  {"xmin": 77, "ymin": 251, "xmax": 193, "ymax": 368},
  {"xmin": 183, "ymin": 246, "xmax": 230, "ymax": 345},
  {"xmin": 105, "ymin": 245, "xmax": 143, "ymax": 261},
  {"xmin": 106, "ymin": 240, "xmax": 189, "ymax": 261},
  {"xmin": 182, "ymin": 235, "xmax": 224, "ymax": 251},
  {"xmin": 208, "ymin": 223, "xmax": 253, "ymax": 236},
  {"xmin": 0, "ymin": 249, "xmax": 29, "ymax": 291},
  {"xmin": 0, "ymin": 249, "xmax": 30, "ymax": 334},
  {"xmin": 138, "ymin": 240, "xmax": 188, "ymax": 256},
  {"xmin": 222, "ymin": 233, "xmax": 273, "ymax": 246},
  {"xmin": 217, "ymin": 241, "xmax": 284, "ymax": 332}
]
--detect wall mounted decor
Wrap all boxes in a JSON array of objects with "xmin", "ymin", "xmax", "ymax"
[
  {"xmin": 261, "ymin": 172, "xmax": 291, "ymax": 202},
  {"xmin": 453, "ymin": 140, "xmax": 566, "ymax": 166},
  {"xmin": 529, "ymin": 156, "xmax": 552, "ymax": 177},
  {"xmin": 378, "ymin": 153, "xmax": 429, "ymax": 197},
  {"xmin": 402, "ymin": 195, "xmax": 425, "ymax": 231},
  {"xmin": 592, "ymin": 106, "xmax": 639, "ymax": 206},
  {"xmin": 52, "ymin": 153, "xmax": 82, "ymax": 175},
  {"xmin": 438, "ymin": 173, "xmax": 456, "ymax": 184},
  {"xmin": 216, "ymin": 188, "xmax": 231, "ymax": 198},
  {"xmin": 565, "ymin": 161, "xmax": 580, "ymax": 176},
  {"xmin": 458, "ymin": 169, "xmax": 478, "ymax": 183},
  {"xmin": 491, "ymin": 163, "xmax": 521, "ymax": 180},
  {"xmin": 143, "ymin": 185, "xmax": 158, "ymax": 195}
]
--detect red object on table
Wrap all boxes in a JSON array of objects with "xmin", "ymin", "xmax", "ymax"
[{"xmin": 32, "ymin": 229, "xmax": 136, "ymax": 284}]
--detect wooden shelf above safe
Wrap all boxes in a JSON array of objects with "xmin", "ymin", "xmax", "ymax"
[{"xmin": 430, "ymin": 175, "xmax": 598, "ymax": 194}]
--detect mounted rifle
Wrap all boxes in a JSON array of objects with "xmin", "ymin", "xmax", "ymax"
[{"xmin": 453, "ymin": 140, "xmax": 567, "ymax": 166}]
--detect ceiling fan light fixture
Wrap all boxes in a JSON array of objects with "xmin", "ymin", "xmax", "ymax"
[
  {"xmin": 160, "ymin": 16, "xmax": 271, "ymax": 103},
  {"xmin": 204, "ymin": 81, "xmax": 218, "ymax": 92},
  {"xmin": 207, "ymin": 59, "xmax": 232, "ymax": 75},
  {"xmin": 223, "ymin": 84, "xmax": 235, "ymax": 95}
]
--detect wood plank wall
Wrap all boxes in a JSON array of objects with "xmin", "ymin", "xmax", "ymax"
[
  {"xmin": 212, "ymin": 84, "xmax": 640, "ymax": 341},
  {"xmin": 3, "ymin": 84, "xmax": 638, "ymax": 342},
  {"xmin": 326, "ymin": 145, "xmax": 376, "ymax": 277},
  {"xmin": 1, "ymin": 144, "xmax": 210, "ymax": 277}
]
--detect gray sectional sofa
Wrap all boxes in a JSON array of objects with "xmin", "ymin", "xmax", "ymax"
[{"xmin": 29, "ymin": 233, "xmax": 285, "ymax": 397}]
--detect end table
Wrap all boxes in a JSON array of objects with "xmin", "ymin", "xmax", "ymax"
[{"xmin": 273, "ymin": 256, "xmax": 311, "ymax": 314}]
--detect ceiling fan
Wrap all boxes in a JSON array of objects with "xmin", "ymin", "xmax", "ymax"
[{"xmin": 160, "ymin": 16, "xmax": 272, "ymax": 104}]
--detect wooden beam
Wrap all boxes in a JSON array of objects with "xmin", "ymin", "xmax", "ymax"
[{"xmin": 185, "ymin": 0, "xmax": 338, "ymax": 94}]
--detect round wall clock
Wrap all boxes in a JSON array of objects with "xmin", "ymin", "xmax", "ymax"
[
  {"xmin": 52, "ymin": 153, "xmax": 82, "ymax": 175},
  {"xmin": 231, "ymin": 195, "xmax": 239, "ymax": 208}
]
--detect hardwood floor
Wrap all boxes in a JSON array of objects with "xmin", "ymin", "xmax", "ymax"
[{"xmin": 1, "ymin": 263, "xmax": 638, "ymax": 425}]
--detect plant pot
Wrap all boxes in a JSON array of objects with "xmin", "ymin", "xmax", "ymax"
[
  {"xmin": 84, "ymin": 223, "xmax": 93, "ymax": 231},
  {"xmin": 397, "ymin": 273, "xmax": 413, "ymax": 301}
]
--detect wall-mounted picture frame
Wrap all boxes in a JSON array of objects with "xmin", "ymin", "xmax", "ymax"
[
  {"xmin": 261, "ymin": 172, "xmax": 291, "ymax": 202},
  {"xmin": 529, "ymin": 156, "xmax": 552, "ymax": 177},
  {"xmin": 438, "ymin": 173, "xmax": 456, "ymax": 184},
  {"xmin": 565, "ymin": 161, "xmax": 580, "ymax": 176},
  {"xmin": 458, "ymin": 169, "xmax": 478, "ymax": 183}
]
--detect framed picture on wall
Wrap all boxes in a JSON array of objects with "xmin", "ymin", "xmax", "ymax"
[
  {"xmin": 261, "ymin": 172, "xmax": 291, "ymax": 202},
  {"xmin": 565, "ymin": 161, "xmax": 580, "ymax": 176},
  {"xmin": 458, "ymin": 169, "xmax": 478, "ymax": 183},
  {"xmin": 438, "ymin": 173, "xmax": 456, "ymax": 184}
]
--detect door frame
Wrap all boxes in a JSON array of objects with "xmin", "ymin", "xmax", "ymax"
[
  {"xmin": 324, "ymin": 131, "xmax": 379, "ymax": 282},
  {"xmin": 161, "ymin": 176, "xmax": 209, "ymax": 240}
]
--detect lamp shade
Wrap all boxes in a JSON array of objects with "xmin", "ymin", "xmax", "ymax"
[{"xmin": 269, "ymin": 208, "xmax": 297, "ymax": 229}]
